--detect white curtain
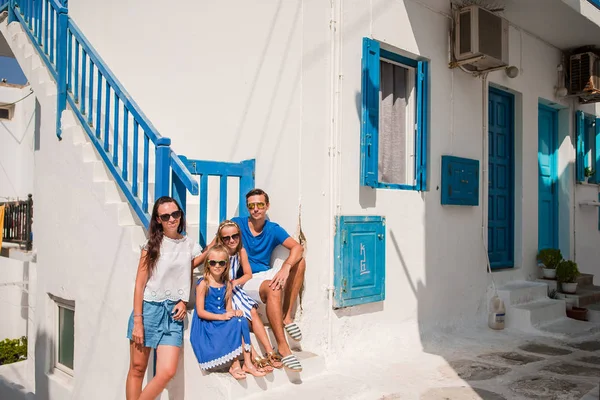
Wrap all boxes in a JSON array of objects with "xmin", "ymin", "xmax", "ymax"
[{"xmin": 378, "ymin": 61, "xmax": 407, "ymax": 185}]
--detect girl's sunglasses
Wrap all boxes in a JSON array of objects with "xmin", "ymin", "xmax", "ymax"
[
  {"xmin": 158, "ymin": 210, "xmax": 183, "ymax": 221},
  {"xmin": 247, "ymin": 202, "xmax": 266, "ymax": 210},
  {"xmin": 221, "ymin": 233, "xmax": 240, "ymax": 243},
  {"xmin": 208, "ymin": 260, "xmax": 227, "ymax": 267}
]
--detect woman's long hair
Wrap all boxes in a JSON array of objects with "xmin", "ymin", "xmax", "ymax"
[
  {"xmin": 145, "ymin": 196, "xmax": 186, "ymax": 274},
  {"xmin": 202, "ymin": 245, "xmax": 232, "ymax": 304},
  {"xmin": 216, "ymin": 220, "xmax": 243, "ymax": 255}
]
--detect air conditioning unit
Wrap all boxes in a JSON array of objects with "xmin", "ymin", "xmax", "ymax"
[
  {"xmin": 454, "ymin": 5, "xmax": 509, "ymax": 71},
  {"xmin": 569, "ymin": 52, "xmax": 600, "ymax": 95}
]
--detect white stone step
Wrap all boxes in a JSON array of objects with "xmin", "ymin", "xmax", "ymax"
[
  {"xmin": 536, "ymin": 317, "xmax": 600, "ymax": 339},
  {"xmin": 497, "ymin": 281, "xmax": 549, "ymax": 306},
  {"xmin": 508, "ymin": 299, "xmax": 566, "ymax": 329}
]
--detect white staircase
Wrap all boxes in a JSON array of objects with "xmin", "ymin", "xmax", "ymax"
[{"xmin": 496, "ymin": 280, "xmax": 600, "ymax": 339}]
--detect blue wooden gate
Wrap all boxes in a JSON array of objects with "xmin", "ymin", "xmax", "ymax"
[
  {"xmin": 488, "ymin": 88, "xmax": 514, "ymax": 269},
  {"xmin": 538, "ymin": 104, "xmax": 558, "ymax": 251}
]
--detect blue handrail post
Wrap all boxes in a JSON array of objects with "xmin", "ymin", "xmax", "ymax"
[
  {"xmin": 171, "ymin": 155, "xmax": 188, "ymax": 217},
  {"xmin": 155, "ymin": 137, "xmax": 172, "ymax": 201},
  {"xmin": 55, "ymin": 9, "xmax": 68, "ymax": 140},
  {"xmin": 7, "ymin": 0, "xmax": 16, "ymax": 24},
  {"xmin": 239, "ymin": 159, "xmax": 256, "ymax": 217}
]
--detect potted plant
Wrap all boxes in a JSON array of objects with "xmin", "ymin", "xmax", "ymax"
[
  {"xmin": 537, "ymin": 248, "xmax": 562, "ymax": 279},
  {"xmin": 585, "ymin": 167, "xmax": 595, "ymax": 183},
  {"xmin": 556, "ymin": 260, "xmax": 580, "ymax": 294}
]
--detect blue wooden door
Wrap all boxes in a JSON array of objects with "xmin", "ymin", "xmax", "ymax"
[
  {"xmin": 538, "ymin": 104, "xmax": 558, "ymax": 250},
  {"xmin": 488, "ymin": 88, "xmax": 514, "ymax": 269}
]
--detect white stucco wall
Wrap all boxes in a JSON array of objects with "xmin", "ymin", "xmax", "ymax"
[
  {"xmin": 0, "ymin": 256, "xmax": 28, "ymax": 340},
  {"xmin": 2, "ymin": 0, "xmax": 600, "ymax": 398},
  {"xmin": 0, "ymin": 84, "xmax": 36, "ymax": 201}
]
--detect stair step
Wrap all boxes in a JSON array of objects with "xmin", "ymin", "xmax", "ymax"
[
  {"xmin": 497, "ymin": 281, "xmax": 549, "ymax": 306},
  {"xmin": 536, "ymin": 317, "xmax": 600, "ymax": 339},
  {"xmin": 578, "ymin": 273, "xmax": 595, "ymax": 287},
  {"xmin": 510, "ymin": 299, "xmax": 566, "ymax": 328},
  {"xmin": 557, "ymin": 286, "xmax": 600, "ymax": 308}
]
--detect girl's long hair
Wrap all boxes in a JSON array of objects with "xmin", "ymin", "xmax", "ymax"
[
  {"xmin": 216, "ymin": 220, "xmax": 243, "ymax": 255},
  {"xmin": 145, "ymin": 196, "xmax": 186, "ymax": 274},
  {"xmin": 202, "ymin": 245, "xmax": 232, "ymax": 304}
]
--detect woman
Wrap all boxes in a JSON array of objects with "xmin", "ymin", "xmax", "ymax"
[{"xmin": 125, "ymin": 196, "xmax": 201, "ymax": 400}]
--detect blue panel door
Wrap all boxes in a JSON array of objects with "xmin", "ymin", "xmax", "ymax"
[
  {"xmin": 488, "ymin": 88, "xmax": 514, "ymax": 269},
  {"xmin": 538, "ymin": 105, "xmax": 558, "ymax": 250}
]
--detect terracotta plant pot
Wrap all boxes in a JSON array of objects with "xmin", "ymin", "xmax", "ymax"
[
  {"xmin": 566, "ymin": 307, "xmax": 588, "ymax": 321},
  {"xmin": 542, "ymin": 268, "xmax": 556, "ymax": 279},
  {"xmin": 561, "ymin": 282, "xmax": 578, "ymax": 294}
]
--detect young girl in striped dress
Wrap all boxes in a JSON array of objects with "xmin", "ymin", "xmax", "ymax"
[{"xmin": 215, "ymin": 220, "xmax": 283, "ymax": 372}]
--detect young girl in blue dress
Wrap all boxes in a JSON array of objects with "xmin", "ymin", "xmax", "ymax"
[{"xmin": 190, "ymin": 245, "xmax": 266, "ymax": 379}]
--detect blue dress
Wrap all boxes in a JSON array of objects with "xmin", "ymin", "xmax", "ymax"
[
  {"xmin": 190, "ymin": 280, "xmax": 251, "ymax": 370},
  {"xmin": 230, "ymin": 254, "xmax": 259, "ymax": 320}
]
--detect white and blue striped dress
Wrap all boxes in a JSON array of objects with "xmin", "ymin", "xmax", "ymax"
[{"xmin": 230, "ymin": 253, "xmax": 259, "ymax": 320}]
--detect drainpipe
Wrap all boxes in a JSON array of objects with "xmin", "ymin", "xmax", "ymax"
[
  {"xmin": 327, "ymin": 0, "xmax": 342, "ymax": 355},
  {"xmin": 481, "ymin": 73, "xmax": 489, "ymax": 249}
]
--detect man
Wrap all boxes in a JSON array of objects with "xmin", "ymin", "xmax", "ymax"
[{"xmin": 231, "ymin": 188, "xmax": 305, "ymax": 372}]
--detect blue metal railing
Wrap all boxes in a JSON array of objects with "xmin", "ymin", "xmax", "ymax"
[
  {"xmin": 0, "ymin": 1, "xmax": 9, "ymax": 12},
  {"xmin": 182, "ymin": 159, "xmax": 255, "ymax": 247},
  {"xmin": 5, "ymin": 0, "xmax": 199, "ymax": 227}
]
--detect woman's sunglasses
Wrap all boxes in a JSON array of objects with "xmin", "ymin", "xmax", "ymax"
[
  {"xmin": 247, "ymin": 202, "xmax": 266, "ymax": 210},
  {"xmin": 208, "ymin": 260, "xmax": 227, "ymax": 267},
  {"xmin": 221, "ymin": 233, "xmax": 240, "ymax": 243},
  {"xmin": 158, "ymin": 210, "xmax": 182, "ymax": 222}
]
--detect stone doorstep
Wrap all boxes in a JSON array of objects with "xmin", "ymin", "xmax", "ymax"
[{"xmin": 557, "ymin": 286, "xmax": 600, "ymax": 308}]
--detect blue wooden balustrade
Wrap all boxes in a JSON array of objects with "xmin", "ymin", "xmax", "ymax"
[
  {"xmin": 180, "ymin": 158, "xmax": 255, "ymax": 247},
  {"xmin": 4, "ymin": 0, "xmax": 202, "ymax": 228},
  {"xmin": 3, "ymin": 0, "xmax": 255, "ymax": 230}
]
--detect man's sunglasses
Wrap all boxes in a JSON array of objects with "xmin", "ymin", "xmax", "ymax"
[
  {"xmin": 158, "ymin": 210, "xmax": 183, "ymax": 222},
  {"xmin": 247, "ymin": 202, "xmax": 266, "ymax": 210},
  {"xmin": 221, "ymin": 233, "xmax": 240, "ymax": 243},
  {"xmin": 208, "ymin": 260, "xmax": 227, "ymax": 267}
]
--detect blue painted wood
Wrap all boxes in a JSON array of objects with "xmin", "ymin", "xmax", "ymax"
[
  {"xmin": 238, "ymin": 159, "xmax": 255, "ymax": 217},
  {"xmin": 334, "ymin": 215, "xmax": 386, "ymax": 308},
  {"xmin": 538, "ymin": 104, "xmax": 558, "ymax": 251},
  {"xmin": 441, "ymin": 156, "xmax": 479, "ymax": 206},
  {"xmin": 103, "ymin": 80, "xmax": 110, "ymax": 151},
  {"xmin": 87, "ymin": 61, "xmax": 94, "ymax": 126},
  {"xmin": 67, "ymin": 32, "xmax": 72, "ymax": 91},
  {"xmin": 113, "ymin": 93, "xmax": 119, "ymax": 166},
  {"xmin": 132, "ymin": 122, "xmax": 139, "ymax": 197},
  {"xmin": 74, "ymin": 41, "xmax": 79, "ymax": 103},
  {"xmin": 154, "ymin": 137, "xmax": 171, "ymax": 200},
  {"xmin": 589, "ymin": 0, "xmax": 600, "ymax": 9},
  {"xmin": 80, "ymin": 50, "xmax": 86, "ymax": 114},
  {"xmin": 170, "ymin": 153, "xmax": 198, "ymax": 195},
  {"xmin": 0, "ymin": 1, "xmax": 8, "ymax": 13},
  {"xmin": 142, "ymin": 135, "xmax": 149, "ymax": 213},
  {"xmin": 199, "ymin": 175, "xmax": 208, "ymax": 247},
  {"xmin": 95, "ymin": 72, "xmax": 102, "ymax": 138},
  {"xmin": 360, "ymin": 37, "xmax": 428, "ymax": 191},
  {"xmin": 122, "ymin": 107, "xmax": 129, "ymax": 181},
  {"xmin": 576, "ymin": 111, "xmax": 585, "ymax": 182},
  {"xmin": 219, "ymin": 176, "xmax": 227, "ymax": 223},
  {"xmin": 596, "ymin": 118, "xmax": 600, "ymax": 185},
  {"xmin": 360, "ymin": 37, "xmax": 380, "ymax": 188},
  {"xmin": 55, "ymin": 10, "xmax": 67, "ymax": 139},
  {"xmin": 488, "ymin": 87, "xmax": 514, "ymax": 269},
  {"xmin": 171, "ymin": 167, "xmax": 187, "ymax": 221}
]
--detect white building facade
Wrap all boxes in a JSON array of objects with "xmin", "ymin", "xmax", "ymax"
[{"xmin": 2, "ymin": 0, "xmax": 600, "ymax": 398}]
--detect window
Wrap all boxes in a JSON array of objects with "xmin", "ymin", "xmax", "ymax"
[
  {"xmin": 0, "ymin": 104, "xmax": 15, "ymax": 120},
  {"xmin": 576, "ymin": 111, "xmax": 600, "ymax": 183},
  {"xmin": 53, "ymin": 297, "xmax": 75, "ymax": 375},
  {"xmin": 589, "ymin": 0, "xmax": 600, "ymax": 10},
  {"xmin": 361, "ymin": 37, "xmax": 428, "ymax": 191}
]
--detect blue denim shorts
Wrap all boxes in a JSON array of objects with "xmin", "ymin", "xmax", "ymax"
[{"xmin": 127, "ymin": 300, "xmax": 183, "ymax": 348}]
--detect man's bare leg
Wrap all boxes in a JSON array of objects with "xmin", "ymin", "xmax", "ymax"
[
  {"xmin": 259, "ymin": 280, "xmax": 292, "ymax": 357},
  {"xmin": 282, "ymin": 258, "xmax": 306, "ymax": 325}
]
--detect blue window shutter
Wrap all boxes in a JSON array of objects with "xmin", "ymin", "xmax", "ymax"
[
  {"xmin": 361, "ymin": 38, "xmax": 380, "ymax": 187},
  {"xmin": 576, "ymin": 111, "xmax": 585, "ymax": 182},
  {"xmin": 416, "ymin": 61, "xmax": 428, "ymax": 191},
  {"xmin": 595, "ymin": 118, "xmax": 600, "ymax": 184}
]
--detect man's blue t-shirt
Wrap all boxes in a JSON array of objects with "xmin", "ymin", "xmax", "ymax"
[{"xmin": 232, "ymin": 216, "xmax": 290, "ymax": 273}]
